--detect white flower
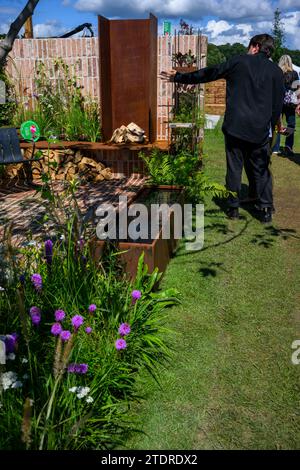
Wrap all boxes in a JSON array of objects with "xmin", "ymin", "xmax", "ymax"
[
  {"xmin": 0, "ymin": 402, "xmax": 3, "ymax": 409},
  {"xmin": 69, "ymin": 387, "xmax": 77, "ymax": 393},
  {"xmin": 86, "ymin": 396, "xmax": 94, "ymax": 404},
  {"xmin": 23, "ymin": 374, "xmax": 29, "ymax": 380},
  {"xmin": 21, "ymin": 358, "xmax": 28, "ymax": 364},
  {"xmin": 29, "ymin": 399, "xmax": 34, "ymax": 406},
  {"xmin": 0, "ymin": 286, "xmax": 5, "ymax": 292},
  {"xmin": 1, "ymin": 371, "xmax": 18, "ymax": 390},
  {"xmin": 7, "ymin": 353, "xmax": 16, "ymax": 361},
  {"xmin": 76, "ymin": 386, "xmax": 90, "ymax": 399},
  {"xmin": 60, "ymin": 235, "xmax": 65, "ymax": 241}
]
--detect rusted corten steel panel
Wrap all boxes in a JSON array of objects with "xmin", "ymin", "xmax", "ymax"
[
  {"xmin": 98, "ymin": 16, "xmax": 113, "ymax": 144},
  {"xmin": 98, "ymin": 15, "xmax": 158, "ymax": 143}
]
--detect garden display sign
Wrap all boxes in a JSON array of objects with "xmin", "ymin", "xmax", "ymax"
[{"xmin": 20, "ymin": 120, "xmax": 41, "ymax": 142}]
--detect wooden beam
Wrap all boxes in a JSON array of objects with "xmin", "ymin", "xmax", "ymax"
[{"xmin": 24, "ymin": 16, "xmax": 34, "ymax": 39}]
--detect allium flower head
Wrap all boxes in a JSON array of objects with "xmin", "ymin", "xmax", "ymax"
[
  {"xmin": 88, "ymin": 304, "xmax": 97, "ymax": 313},
  {"xmin": 31, "ymin": 274, "xmax": 42, "ymax": 292},
  {"xmin": 5, "ymin": 333, "xmax": 18, "ymax": 354},
  {"xmin": 60, "ymin": 330, "xmax": 71, "ymax": 342},
  {"xmin": 118, "ymin": 323, "xmax": 131, "ymax": 337},
  {"xmin": 30, "ymin": 306, "xmax": 41, "ymax": 317},
  {"xmin": 67, "ymin": 363, "xmax": 88, "ymax": 374},
  {"xmin": 45, "ymin": 239, "xmax": 53, "ymax": 265},
  {"xmin": 31, "ymin": 314, "xmax": 41, "ymax": 326},
  {"xmin": 55, "ymin": 309, "xmax": 65, "ymax": 322},
  {"xmin": 132, "ymin": 290, "xmax": 142, "ymax": 304},
  {"xmin": 71, "ymin": 315, "xmax": 84, "ymax": 330},
  {"xmin": 85, "ymin": 327, "xmax": 92, "ymax": 334},
  {"xmin": 51, "ymin": 323, "xmax": 63, "ymax": 336},
  {"xmin": 115, "ymin": 339, "xmax": 127, "ymax": 351}
]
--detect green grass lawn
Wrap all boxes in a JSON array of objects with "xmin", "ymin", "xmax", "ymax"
[{"xmin": 123, "ymin": 118, "xmax": 300, "ymax": 450}]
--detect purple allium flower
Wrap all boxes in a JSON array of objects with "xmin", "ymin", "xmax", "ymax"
[
  {"xmin": 31, "ymin": 274, "xmax": 42, "ymax": 292},
  {"xmin": 118, "ymin": 323, "xmax": 131, "ymax": 337},
  {"xmin": 88, "ymin": 304, "xmax": 97, "ymax": 313},
  {"xmin": 5, "ymin": 333, "xmax": 18, "ymax": 354},
  {"xmin": 60, "ymin": 330, "xmax": 71, "ymax": 342},
  {"xmin": 67, "ymin": 363, "xmax": 88, "ymax": 374},
  {"xmin": 85, "ymin": 327, "xmax": 92, "ymax": 334},
  {"xmin": 30, "ymin": 306, "xmax": 41, "ymax": 317},
  {"xmin": 132, "ymin": 290, "xmax": 142, "ymax": 304},
  {"xmin": 78, "ymin": 363, "xmax": 88, "ymax": 374},
  {"xmin": 54, "ymin": 309, "xmax": 65, "ymax": 322},
  {"xmin": 31, "ymin": 314, "xmax": 41, "ymax": 326},
  {"xmin": 115, "ymin": 339, "xmax": 127, "ymax": 351},
  {"xmin": 71, "ymin": 315, "xmax": 84, "ymax": 330},
  {"xmin": 51, "ymin": 323, "xmax": 62, "ymax": 336},
  {"xmin": 67, "ymin": 363, "xmax": 76, "ymax": 373},
  {"xmin": 45, "ymin": 239, "xmax": 53, "ymax": 265}
]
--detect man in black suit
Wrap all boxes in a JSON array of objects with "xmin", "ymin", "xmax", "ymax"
[{"xmin": 161, "ymin": 34, "xmax": 285, "ymax": 223}]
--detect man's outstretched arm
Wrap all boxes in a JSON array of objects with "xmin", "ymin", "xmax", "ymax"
[{"xmin": 160, "ymin": 57, "xmax": 237, "ymax": 84}]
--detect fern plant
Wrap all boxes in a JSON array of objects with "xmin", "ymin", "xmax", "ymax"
[{"xmin": 139, "ymin": 148, "xmax": 231, "ymax": 203}]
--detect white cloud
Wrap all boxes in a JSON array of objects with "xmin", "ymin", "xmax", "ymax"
[
  {"xmin": 205, "ymin": 20, "xmax": 232, "ymax": 39},
  {"xmin": 279, "ymin": 0, "xmax": 300, "ymax": 9},
  {"xmin": 34, "ymin": 21, "xmax": 67, "ymax": 38},
  {"xmin": 204, "ymin": 20, "xmax": 254, "ymax": 45},
  {"xmin": 74, "ymin": 0, "xmax": 273, "ymax": 21}
]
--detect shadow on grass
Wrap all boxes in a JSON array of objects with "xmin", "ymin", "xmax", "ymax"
[
  {"xmin": 198, "ymin": 261, "xmax": 228, "ymax": 277},
  {"xmin": 276, "ymin": 152, "xmax": 300, "ymax": 166},
  {"xmin": 251, "ymin": 226, "xmax": 300, "ymax": 248}
]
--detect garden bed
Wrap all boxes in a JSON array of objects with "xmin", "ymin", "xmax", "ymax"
[{"xmin": 93, "ymin": 185, "xmax": 185, "ymax": 279}]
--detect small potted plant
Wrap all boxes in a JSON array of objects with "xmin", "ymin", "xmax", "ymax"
[{"xmin": 172, "ymin": 50, "xmax": 198, "ymax": 73}]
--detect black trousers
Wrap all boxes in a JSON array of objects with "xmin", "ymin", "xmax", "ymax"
[{"xmin": 225, "ymin": 133, "xmax": 273, "ymax": 209}]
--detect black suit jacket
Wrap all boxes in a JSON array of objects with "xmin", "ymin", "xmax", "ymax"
[{"xmin": 174, "ymin": 52, "xmax": 285, "ymax": 144}]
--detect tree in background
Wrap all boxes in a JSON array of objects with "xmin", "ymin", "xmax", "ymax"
[
  {"xmin": 218, "ymin": 43, "xmax": 247, "ymax": 60},
  {"xmin": 272, "ymin": 8, "xmax": 285, "ymax": 63},
  {"xmin": 207, "ymin": 44, "xmax": 226, "ymax": 66}
]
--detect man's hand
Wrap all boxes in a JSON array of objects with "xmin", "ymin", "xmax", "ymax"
[
  {"xmin": 296, "ymin": 104, "xmax": 300, "ymax": 116},
  {"xmin": 159, "ymin": 70, "xmax": 177, "ymax": 82}
]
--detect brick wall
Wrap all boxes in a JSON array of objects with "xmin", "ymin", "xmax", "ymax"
[
  {"xmin": 204, "ymin": 79, "xmax": 226, "ymax": 115},
  {"xmin": 4, "ymin": 35, "xmax": 207, "ymax": 141}
]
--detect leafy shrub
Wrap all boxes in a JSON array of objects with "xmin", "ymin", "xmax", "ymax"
[
  {"xmin": 0, "ymin": 233, "xmax": 178, "ymax": 449},
  {"xmin": 13, "ymin": 60, "xmax": 101, "ymax": 142},
  {"xmin": 139, "ymin": 148, "xmax": 230, "ymax": 203}
]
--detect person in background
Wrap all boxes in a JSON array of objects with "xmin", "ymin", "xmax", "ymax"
[
  {"xmin": 273, "ymin": 55, "xmax": 299, "ymax": 157},
  {"xmin": 160, "ymin": 34, "xmax": 285, "ymax": 223}
]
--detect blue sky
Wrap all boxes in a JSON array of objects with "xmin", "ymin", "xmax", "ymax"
[{"xmin": 0, "ymin": 0, "xmax": 299, "ymax": 48}]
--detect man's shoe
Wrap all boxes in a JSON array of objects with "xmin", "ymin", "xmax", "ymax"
[
  {"xmin": 226, "ymin": 207, "xmax": 239, "ymax": 220},
  {"xmin": 260, "ymin": 207, "xmax": 272, "ymax": 224}
]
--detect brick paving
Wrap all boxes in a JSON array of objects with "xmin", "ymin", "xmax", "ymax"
[{"xmin": 0, "ymin": 176, "xmax": 146, "ymax": 246}]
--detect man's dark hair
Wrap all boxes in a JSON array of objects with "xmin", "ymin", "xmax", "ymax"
[{"xmin": 248, "ymin": 34, "xmax": 275, "ymax": 58}]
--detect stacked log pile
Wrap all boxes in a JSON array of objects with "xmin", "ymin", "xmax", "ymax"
[
  {"xmin": 4, "ymin": 150, "xmax": 112, "ymax": 183},
  {"xmin": 110, "ymin": 122, "xmax": 146, "ymax": 144}
]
